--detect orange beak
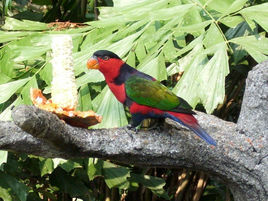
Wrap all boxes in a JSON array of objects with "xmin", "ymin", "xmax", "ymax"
[{"xmin": 87, "ymin": 57, "xmax": 100, "ymax": 69}]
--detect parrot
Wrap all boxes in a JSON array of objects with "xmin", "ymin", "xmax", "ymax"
[{"xmin": 87, "ymin": 50, "xmax": 216, "ymax": 146}]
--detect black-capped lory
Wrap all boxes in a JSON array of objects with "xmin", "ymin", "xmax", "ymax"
[{"xmin": 87, "ymin": 50, "xmax": 216, "ymax": 146}]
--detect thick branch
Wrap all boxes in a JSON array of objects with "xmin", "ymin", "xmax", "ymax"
[
  {"xmin": 0, "ymin": 61, "xmax": 267, "ymax": 201},
  {"xmin": 0, "ymin": 105, "xmax": 264, "ymax": 201}
]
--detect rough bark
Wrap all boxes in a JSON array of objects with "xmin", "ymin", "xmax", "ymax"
[{"xmin": 0, "ymin": 62, "xmax": 267, "ymax": 201}]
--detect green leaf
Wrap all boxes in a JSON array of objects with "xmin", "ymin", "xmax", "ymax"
[
  {"xmin": 163, "ymin": 37, "xmax": 178, "ymax": 62},
  {"xmin": 180, "ymin": 20, "xmax": 212, "ymax": 34},
  {"xmin": 108, "ymin": 30, "xmax": 144, "ymax": 58},
  {"xmin": 219, "ymin": 16, "xmax": 244, "ymax": 28},
  {"xmin": 182, "ymin": 5, "xmax": 205, "ymax": 36},
  {"xmin": 52, "ymin": 158, "xmax": 67, "ymax": 169},
  {"xmin": 2, "ymin": 17, "xmax": 49, "ymax": 31},
  {"xmin": 130, "ymin": 173, "xmax": 169, "ymax": 199},
  {"xmin": 221, "ymin": 0, "xmax": 248, "ymax": 16},
  {"xmin": 225, "ymin": 22, "xmax": 256, "ymax": 64},
  {"xmin": 0, "ymin": 172, "xmax": 28, "ymax": 201},
  {"xmin": 0, "ymin": 96, "xmax": 23, "ymax": 121},
  {"xmin": 173, "ymin": 43, "xmax": 207, "ymax": 108},
  {"xmin": 150, "ymin": 4, "xmax": 194, "ymax": 21},
  {"xmin": 77, "ymin": 84, "xmax": 92, "ymax": 111},
  {"xmin": 76, "ymin": 71, "xmax": 104, "ymax": 88},
  {"xmin": 0, "ymin": 151, "xmax": 8, "ymax": 168},
  {"xmin": 0, "ymin": 73, "xmax": 11, "ymax": 85},
  {"xmin": 239, "ymin": 3, "xmax": 268, "ymax": 32},
  {"xmin": 167, "ymin": 63, "xmax": 181, "ymax": 76},
  {"xmin": 32, "ymin": 0, "xmax": 52, "ymax": 5},
  {"xmin": 8, "ymin": 34, "xmax": 51, "ymax": 62},
  {"xmin": 173, "ymin": 42, "xmax": 229, "ymax": 113},
  {"xmin": 0, "ymin": 78, "xmax": 31, "ymax": 104},
  {"xmin": 50, "ymin": 168, "xmax": 88, "ymax": 197},
  {"xmin": 87, "ymin": 158, "xmax": 103, "ymax": 181},
  {"xmin": 53, "ymin": 159, "xmax": 82, "ymax": 172},
  {"xmin": 21, "ymin": 76, "xmax": 38, "ymax": 105},
  {"xmin": 126, "ymin": 50, "xmax": 136, "ymax": 67},
  {"xmin": 96, "ymin": 0, "xmax": 172, "ymax": 25},
  {"xmin": 39, "ymin": 158, "xmax": 54, "ymax": 177},
  {"xmin": 60, "ymin": 160, "xmax": 82, "ymax": 172},
  {"xmin": 0, "ymin": 185, "xmax": 12, "ymax": 201},
  {"xmin": 91, "ymin": 86, "xmax": 128, "ymax": 128},
  {"xmin": 103, "ymin": 161, "xmax": 130, "ymax": 189},
  {"xmin": 3, "ymin": 0, "xmax": 11, "ymax": 15},
  {"xmin": 135, "ymin": 41, "xmax": 147, "ymax": 62},
  {"xmin": 199, "ymin": 43, "xmax": 229, "ymax": 113},
  {"xmin": 138, "ymin": 54, "xmax": 167, "ymax": 81},
  {"xmin": 176, "ymin": 34, "xmax": 204, "ymax": 57},
  {"xmin": 39, "ymin": 63, "xmax": 52, "ymax": 86},
  {"xmin": 0, "ymin": 47, "xmax": 16, "ymax": 78},
  {"xmin": 205, "ymin": 0, "xmax": 233, "ymax": 12},
  {"xmin": 203, "ymin": 23, "xmax": 225, "ymax": 48},
  {"xmin": 0, "ymin": 31, "xmax": 32, "ymax": 43},
  {"xmin": 230, "ymin": 35, "xmax": 268, "ymax": 63},
  {"xmin": 183, "ymin": 5, "xmax": 202, "ymax": 25}
]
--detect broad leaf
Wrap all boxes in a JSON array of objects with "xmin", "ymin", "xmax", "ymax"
[
  {"xmin": 173, "ymin": 43, "xmax": 207, "ymax": 108},
  {"xmin": 39, "ymin": 63, "xmax": 52, "ymax": 86},
  {"xmin": 199, "ymin": 43, "xmax": 229, "ymax": 113},
  {"xmin": 203, "ymin": 23, "xmax": 225, "ymax": 48},
  {"xmin": 103, "ymin": 161, "xmax": 130, "ymax": 189},
  {"xmin": 0, "ymin": 47, "xmax": 16, "ymax": 78},
  {"xmin": 0, "ymin": 78, "xmax": 31, "ymax": 104},
  {"xmin": 230, "ymin": 35, "xmax": 268, "ymax": 63},
  {"xmin": 221, "ymin": 0, "xmax": 248, "ymax": 16},
  {"xmin": 77, "ymin": 84, "xmax": 92, "ymax": 111},
  {"xmin": 0, "ymin": 73, "xmax": 11, "ymax": 85},
  {"xmin": 8, "ymin": 34, "xmax": 51, "ymax": 62},
  {"xmin": 39, "ymin": 158, "xmax": 54, "ymax": 177},
  {"xmin": 0, "ymin": 172, "xmax": 28, "ymax": 201},
  {"xmin": 0, "ymin": 96, "xmax": 23, "ymax": 121},
  {"xmin": 2, "ymin": 17, "xmax": 49, "ymax": 31},
  {"xmin": 239, "ymin": 3, "xmax": 268, "ymax": 32},
  {"xmin": 0, "ymin": 31, "xmax": 32, "ymax": 43},
  {"xmin": 202, "ymin": 0, "xmax": 234, "ymax": 14},
  {"xmin": 225, "ymin": 22, "xmax": 256, "ymax": 64},
  {"xmin": 138, "ymin": 54, "xmax": 167, "ymax": 81},
  {"xmin": 126, "ymin": 50, "xmax": 136, "ymax": 67},
  {"xmin": 53, "ymin": 159, "xmax": 82, "ymax": 172},
  {"xmin": 130, "ymin": 173, "xmax": 169, "ymax": 199},
  {"xmin": 91, "ymin": 86, "xmax": 128, "ymax": 128},
  {"xmin": 21, "ymin": 76, "xmax": 38, "ymax": 105},
  {"xmin": 87, "ymin": 158, "xmax": 103, "ymax": 181},
  {"xmin": 0, "ymin": 151, "xmax": 8, "ymax": 168},
  {"xmin": 76, "ymin": 71, "xmax": 104, "ymax": 88},
  {"xmin": 50, "ymin": 168, "xmax": 88, "ymax": 197},
  {"xmin": 0, "ymin": 186, "xmax": 12, "ymax": 201},
  {"xmin": 219, "ymin": 16, "xmax": 244, "ymax": 28}
]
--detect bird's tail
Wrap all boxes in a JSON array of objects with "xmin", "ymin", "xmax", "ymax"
[{"xmin": 166, "ymin": 111, "xmax": 217, "ymax": 146}]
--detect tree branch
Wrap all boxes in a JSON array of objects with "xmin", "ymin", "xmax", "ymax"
[{"xmin": 0, "ymin": 62, "xmax": 267, "ymax": 201}]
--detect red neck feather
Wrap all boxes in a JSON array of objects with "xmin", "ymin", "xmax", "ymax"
[{"xmin": 98, "ymin": 58, "xmax": 124, "ymax": 83}]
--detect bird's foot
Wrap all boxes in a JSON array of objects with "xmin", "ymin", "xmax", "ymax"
[
  {"xmin": 123, "ymin": 124, "xmax": 140, "ymax": 140},
  {"xmin": 126, "ymin": 124, "xmax": 139, "ymax": 133},
  {"xmin": 143, "ymin": 124, "xmax": 164, "ymax": 132}
]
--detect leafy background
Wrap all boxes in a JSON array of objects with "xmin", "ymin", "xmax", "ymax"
[{"xmin": 0, "ymin": 0, "xmax": 267, "ymax": 200}]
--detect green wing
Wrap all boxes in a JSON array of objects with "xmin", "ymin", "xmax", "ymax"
[{"xmin": 125, "ymin": 75, "xmax": 193, "ymax": 112}]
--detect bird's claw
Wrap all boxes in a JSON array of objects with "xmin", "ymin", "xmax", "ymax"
[{"xmin": 126, "ymin": 124, "xmax": 139, "ymax": 133}]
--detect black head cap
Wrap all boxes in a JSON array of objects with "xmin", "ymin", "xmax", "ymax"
[{"xmin": 93, "ymin": 50, "xmax": 121, "ymax": 60}]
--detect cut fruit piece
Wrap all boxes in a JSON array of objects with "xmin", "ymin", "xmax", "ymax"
[{"xmin": 30, "ymin": 88, "xmax": 102, "ymax": 128}]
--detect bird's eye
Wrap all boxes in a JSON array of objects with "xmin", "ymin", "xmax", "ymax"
[{"xmin": 103, "ymin": 56, "xmax": 110, "ymax": 60}]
